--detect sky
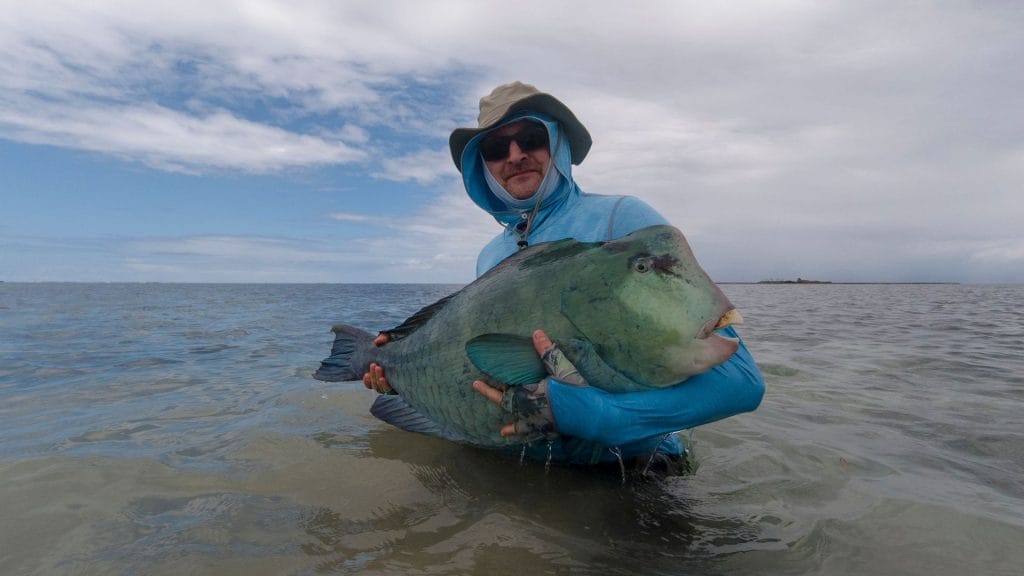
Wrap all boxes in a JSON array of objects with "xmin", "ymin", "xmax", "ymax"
[{"xmin": 1, "ymin": 0, "xmax": 1021, "ymax": 284}]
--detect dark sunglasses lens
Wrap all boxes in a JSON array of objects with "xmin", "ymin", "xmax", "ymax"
[
  {"xmin": 479, "ymin": 124, "xmax": 548, "ymax": 162},
  {"xmin": 517, "ymin": 125, "xmax": 548, "ymax": 152},
  {"xmin": 480, "ymin": 137, "xmax": 509, "ymax": 162}
]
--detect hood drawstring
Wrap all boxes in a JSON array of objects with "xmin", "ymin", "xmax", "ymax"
[
  {"xmin": 511, "ymin": 195, "xmax": 545, "ymax": 249},
  {"xmin": 482, "ymin": 152, "xmax": 552, "ymax": 249},
  {"xmin": 504, "ymin": 165, "xmax": 552, "ymax": 249}
]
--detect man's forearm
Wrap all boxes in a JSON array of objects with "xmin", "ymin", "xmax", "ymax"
[{"xmin": 549, "ymin": 329, "xmax": 765, "ymax": 446}]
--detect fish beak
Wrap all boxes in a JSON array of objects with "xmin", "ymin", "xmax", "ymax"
[
  {"xmin": 697, "ymin": 308, "xmax": 743, "ymax": 339},
  {"xmin": 690, "ymin": 308, "xmax": 742, "ymax": 370},
  {"xmin": 715, "ymin": 308, "xmax": 743, "ymax": 329}
]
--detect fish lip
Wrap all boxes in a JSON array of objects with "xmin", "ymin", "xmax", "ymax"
[{"xmin": 697, "ymin": 308, "xmax": 744, "ymax": 339}]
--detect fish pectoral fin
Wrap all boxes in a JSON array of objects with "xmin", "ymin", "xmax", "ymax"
[
  {"xmin": 562, "ymin": 338, "xmax": 653, "ymax": 393},
  {"xmin": 466, "ymin": 334, "xmax": 547, "ymax": 385},
  {"xmin": 370, "ymin": 396, "xmax": 467, "ymax": 442}
]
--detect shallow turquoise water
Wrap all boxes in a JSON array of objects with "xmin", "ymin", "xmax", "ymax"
[{"xmin": 1, "ymin": 283, "xmax": 1021, "ymax": 575}]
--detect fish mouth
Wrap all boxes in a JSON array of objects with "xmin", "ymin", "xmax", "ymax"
[
  {"xmin": 697, "ymin": 308, "xmax": 743, "ymax": 340},
  {"xmin": 687, "ymin": 308, "xmax": 743, "ymax": 372}
]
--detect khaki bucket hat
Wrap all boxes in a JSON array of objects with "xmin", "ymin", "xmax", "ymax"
[{"xmin": 449, "ymin": 81, "xmax": 592, "ymax": 172}]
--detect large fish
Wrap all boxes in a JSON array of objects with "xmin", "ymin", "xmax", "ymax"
[{"xmin": 314, "ymin": 225, "xmax": 742, "ymax": 448}]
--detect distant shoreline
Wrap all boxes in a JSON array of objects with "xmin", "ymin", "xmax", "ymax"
[{"xmin": 721, "ymin": 281, "xmax": 961, "ymax": 285}]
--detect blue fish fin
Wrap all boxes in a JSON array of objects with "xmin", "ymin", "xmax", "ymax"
[
  {"xmin": 465, "ymin": 334, "xmax": 547, "ymax": 385},
  {"xmin": 383, "ymin": 293, "xmax": 457, "ymax": 342},
  {"xmin": 370, "ymin": 395, "xmax": 467, "ymax": 442},
  {"xmin": 314, "ymin": 325, "xmax": 375, "ymax": 382}
]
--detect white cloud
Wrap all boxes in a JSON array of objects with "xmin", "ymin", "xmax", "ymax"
[
  {"xmin": 969, "ymin": 239, "xmax": 1024, "ymax": 267},
  {"xmin": 0, "ymin": 1, "xmax": 454, "ymax": 172},
  {"xmin": 125, "ymin": 234, "xmax": 429, "ymax": 282},
  {"xmin": 320, "ymin": 186, "xmax": 497, "ymax": 282},
  {"xmin": 374, "ymin": 148, "xmax": 455, "ymax": 185},
  {"xmin": 327, "ymin": 213, "xmax": 383, "ymax": 223},
  {"xmin": 0, "ymin": 103, "xmax": 366, "ymax": 173}
]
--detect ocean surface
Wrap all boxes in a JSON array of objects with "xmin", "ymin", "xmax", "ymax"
[{"xmin": 1, "ymin": 282, "xmax": 1021, "ymax": 575}]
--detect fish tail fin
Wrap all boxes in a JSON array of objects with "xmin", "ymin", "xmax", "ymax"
[{"xmin": 313, "ymin": 325, "xmax": 376, "ymax": 382}]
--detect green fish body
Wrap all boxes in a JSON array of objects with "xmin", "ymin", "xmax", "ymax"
[{"xmin": 314, "ymin": 225, "xmax": 740, "ymax": 447}]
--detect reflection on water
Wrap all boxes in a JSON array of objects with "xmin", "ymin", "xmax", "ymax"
[{"xmin": 302, "ymin": 427, "xmax": 764, "ymax": 574}]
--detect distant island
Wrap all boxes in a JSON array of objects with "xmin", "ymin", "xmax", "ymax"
[{"xmin": 757, "ymin": 278, "xmax": 832, "ymax": 284}]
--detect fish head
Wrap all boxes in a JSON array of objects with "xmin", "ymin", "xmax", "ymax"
[{"xmin": 561, "ymin": 225, "xmax": 741, "ymax": 387}]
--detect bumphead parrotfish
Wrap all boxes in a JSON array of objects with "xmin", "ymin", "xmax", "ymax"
[{"xmin": 314, "ymin": 225, "xmax": 742, "ymax": 448}]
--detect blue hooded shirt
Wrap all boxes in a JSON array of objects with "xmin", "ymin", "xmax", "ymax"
[{"xmin": 461, "ymin": 115, "xmax": 765, "ymax": 465}]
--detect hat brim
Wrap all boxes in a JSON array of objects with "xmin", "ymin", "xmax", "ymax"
[{"xmin": 449, "ymin": 93, "xmax": 592, "ymax": 172}]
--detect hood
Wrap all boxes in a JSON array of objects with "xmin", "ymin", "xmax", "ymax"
[{"xmin": 461, "ymin": 113, "xmax": 579, "ymax": 228}]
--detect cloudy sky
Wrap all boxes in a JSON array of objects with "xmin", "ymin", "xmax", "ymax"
[{"xmin": 1, "ymin": 1, "xmax": 1021, "ymax": 283}]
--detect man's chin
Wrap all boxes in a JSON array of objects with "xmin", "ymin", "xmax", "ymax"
[{"xmin": 505, "ymin": 174, "xmax": 543, "ymax": 199}]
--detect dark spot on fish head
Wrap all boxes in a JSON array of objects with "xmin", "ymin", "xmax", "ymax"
[
  {"xmin": 629, "ymin": 252, "xmax": 681, "ymax": 276},
  {"xmin": 652, "ymin": 254, "xmax": 679, "ymax": 273}
]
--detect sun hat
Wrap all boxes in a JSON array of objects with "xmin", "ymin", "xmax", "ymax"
[{"xmin": 449, "ymin": 81, "xmax": 592, "ymax": 172}]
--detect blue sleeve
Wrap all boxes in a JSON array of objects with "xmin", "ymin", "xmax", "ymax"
[{"xmin": 548, "ymin": 326, "xmax": 764, "ymax": 446}]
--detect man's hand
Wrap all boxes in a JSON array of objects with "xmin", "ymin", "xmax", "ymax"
[
  {"xmin": 472, "ymin": 330, "xmax": 586, "ymax": 438},
  {"xmin": 362, "ymin": 333, "xmax": 392, "ymax": 394}
]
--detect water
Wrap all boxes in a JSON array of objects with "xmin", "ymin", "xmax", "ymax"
[{"xmin": 1, "ymin": 283, "xmax": 1022, "ymax": 575}]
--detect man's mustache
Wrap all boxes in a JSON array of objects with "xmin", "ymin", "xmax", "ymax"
[{"xmin": 502, "ymin": 159, "xmax": 544, "ymax": 179}]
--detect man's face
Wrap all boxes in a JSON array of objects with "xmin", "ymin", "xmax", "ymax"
[{"xmin": 481, "ymin": 120, "xmax": 551, "ymax": 200}]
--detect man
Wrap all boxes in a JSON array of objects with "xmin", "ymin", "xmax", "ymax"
[{"xmin": 365, "ymin": 82, "xmax": 764, "ymax": 470}]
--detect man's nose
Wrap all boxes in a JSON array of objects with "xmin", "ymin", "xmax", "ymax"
[{"xmin": 506, "ymin": 139, "xmax": 528, "ymax": 162}]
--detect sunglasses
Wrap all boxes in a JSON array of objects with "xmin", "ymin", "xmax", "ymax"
[{"xmin": 479, "ymin": 123, "xmax": 549, "ymax": 162}]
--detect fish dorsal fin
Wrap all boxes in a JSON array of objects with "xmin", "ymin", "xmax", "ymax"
[
  {"xmin": 383, "ymin": 293, "xmax": 457, "ymax": 341},
  {"xmin": 465, "ymin": 334, "xmax": 547, "ymax": 385},
  {"xmin": 515, "ymin": 238, "xmax": 592, "ymax": 270},
  {"xmin": 473, "ymin": 238, "xmax": 594, "ymax": 284}
]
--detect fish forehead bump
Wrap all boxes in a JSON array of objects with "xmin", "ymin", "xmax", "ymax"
[{"xmin": 604, "ymin": 225, "xmax": 693, "ymax": 258}]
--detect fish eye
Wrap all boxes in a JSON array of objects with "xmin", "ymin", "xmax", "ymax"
[{"xmin": 632, "ymin": 258, "xmax": 652, "ymax": 273}]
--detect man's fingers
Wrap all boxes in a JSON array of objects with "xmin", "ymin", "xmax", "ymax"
[
  {"xmin": 472, "ymin": 380, "xmax": 504, "ymax": 405},
  {"xmin": 373, "ymin": 333, "xmax": 390, "ymax": 347},
  {"xmin": 374, "ymin": 365, "xmax": 391, "ymax": 393},
  {"xmin": 362, "ymin": 363, "xmax": 392, "ymax": 393},
  {"xmin": 534, "ymin": 331, "xmax": 587, "ymax": 387},
  {"xmin": 472, "ymin": 381, "xmax": 526, "ymax": 437},
  {"xmin": 532, "ymin": 329, "xmax": 553, "ymax": 356}
]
